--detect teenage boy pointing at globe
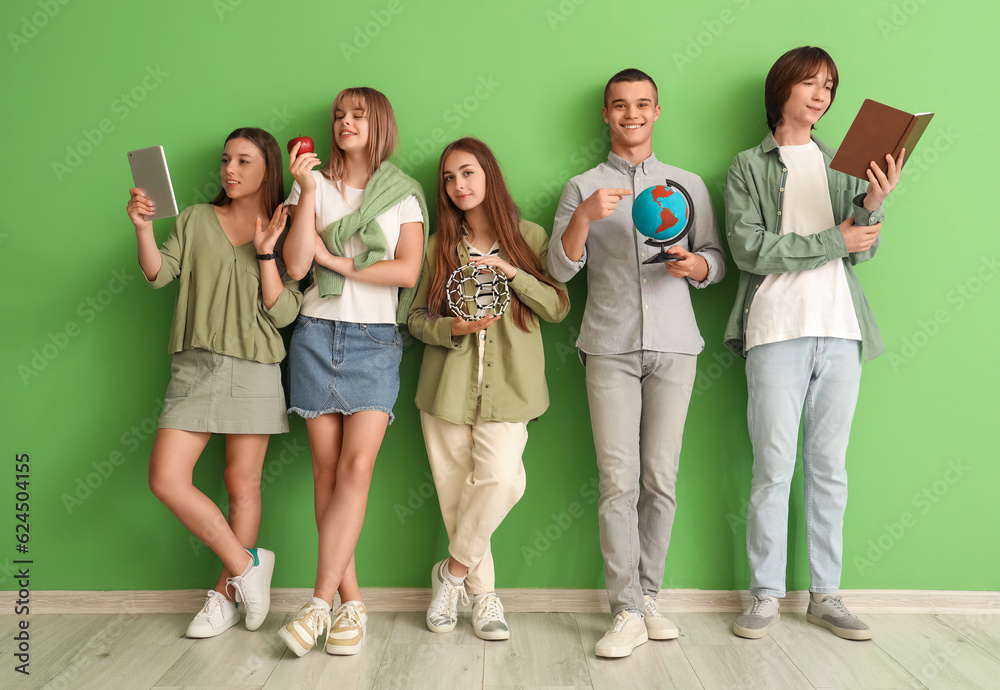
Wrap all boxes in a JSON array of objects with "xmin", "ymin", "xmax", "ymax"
[{"xmin": 548, "ymin": 68, "xmax": 726, "ymax": 658}]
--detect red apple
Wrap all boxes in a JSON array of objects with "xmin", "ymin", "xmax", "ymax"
[{"xmin": 287, "ymin": 136, "xmax": 314, "ymax": 156}]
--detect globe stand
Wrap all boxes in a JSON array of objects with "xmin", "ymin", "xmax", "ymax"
[{"xmin": 643, "ymin": 238, "xmax": 683, "ymax": 264}]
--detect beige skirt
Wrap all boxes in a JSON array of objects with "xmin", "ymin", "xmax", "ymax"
[{"xmin": 158, "ymin": 349, "xmax": 289, "ymax": 434}]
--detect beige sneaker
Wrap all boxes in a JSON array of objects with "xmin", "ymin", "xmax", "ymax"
[
  {"xmin": 595, "ymin": 610, "xmax": 648, "ymax": 658},
  {"xmin": 325, "ymin": 601, "xmax": 368, "ymax": 655},
  {"xmin": 643, "ymin": 595, "xmax": 678, "ymax": 640},
  {"xmin": 278, "ymin": 600, "xmax": 330, "ymax": 657}
]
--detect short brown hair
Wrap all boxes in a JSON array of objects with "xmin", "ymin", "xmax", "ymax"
[
  {"xmin": 604, "ymin": 68, "xmax": 658, "ymax": 107},
  {"xmin": 764, "ymin": 46, "xmax": 839, "ymax": 133}
]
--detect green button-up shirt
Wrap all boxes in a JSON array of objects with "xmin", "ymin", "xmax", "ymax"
[
  {"xmin": 408, "ymin": 221, "xmax": 570, "ymax": 425},
  {"xmin": 723, "ymin": 133, "xmax": 886, "ymax": 361}
]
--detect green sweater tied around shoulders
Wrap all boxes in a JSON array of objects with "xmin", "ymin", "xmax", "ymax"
[{"xmin": 315, "ymin": 161, "xmax": 429, "ymax": 325}]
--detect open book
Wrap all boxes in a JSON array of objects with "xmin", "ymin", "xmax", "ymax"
[{"xmin": 830, "ymin": 99, "xmax": 934, "ymax": 180}]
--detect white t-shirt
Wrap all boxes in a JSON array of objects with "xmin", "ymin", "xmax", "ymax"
[
  {"xmin": 745, "ymin": 142, "xmax": 861, "ymax": 349},
  {"xmin": 286, "ymin": 170, "xmax": 423, "ymax": 324}
]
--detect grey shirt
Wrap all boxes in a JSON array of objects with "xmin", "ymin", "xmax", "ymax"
[{"xmin": 548, "ymin": 152, "xmax": 727, "ymax": 356}]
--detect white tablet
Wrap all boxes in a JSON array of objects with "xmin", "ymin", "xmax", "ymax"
[{"xmin": 127, "ymin": 145, "xmax": 179, "ymax": 220}]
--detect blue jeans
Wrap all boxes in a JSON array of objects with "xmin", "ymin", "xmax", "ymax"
[{"xmin": 745, "ymin": 337, "xmax": 862, "ymax": 597}]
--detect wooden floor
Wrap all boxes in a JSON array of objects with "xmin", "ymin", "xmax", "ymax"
[{"xmin": 3, "ymin": 609, "xmax": 999, "ymax": 689}]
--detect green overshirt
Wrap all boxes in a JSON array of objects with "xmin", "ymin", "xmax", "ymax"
[
  {"xmin": 723, "ymin": 133, "xmax": 886, "ymax": 361},
  {"xmin": 408, "ymin": 221, "xmax": 570, "ymax": 425},
  {"xmin": 148, "ymin": 204, "xmax": 303, "ymax": 363}
]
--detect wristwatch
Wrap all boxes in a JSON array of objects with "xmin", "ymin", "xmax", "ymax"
[{"xmin": 255, "ymin": 252, "xmax": 278, "ymax": 261}]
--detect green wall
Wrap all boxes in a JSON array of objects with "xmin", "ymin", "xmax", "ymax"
[{"xmin": 2, "ymin": 0, "xmax": 997, "ymax": 595}]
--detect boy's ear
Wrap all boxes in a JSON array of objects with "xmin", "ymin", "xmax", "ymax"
[{"xmin": 602, "ymin": 107, "xmax": 610, "ymax": 124}]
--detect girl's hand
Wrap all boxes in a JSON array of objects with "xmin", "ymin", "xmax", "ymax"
[
  {"xmin": 469, "ymin": 254, "xmax": 517, "ymax": 280},
  {"xmin": 254, "ymin": 204, "xmax": 288, "ymax": 254},
  {"xmin": 127, "ymin": 188, "xmax": 155, "ymax": 230},
  {"xmin": 450, "ymin": 314, "xmax": 500, "ymax": 336},
  {"xmin": 289, "ymin": 142, "xmax": 321, "ymax": 193},
  {"xmin": 314, "ymin": 233, "xmax": 351, "ymax": 273},
  {"xmin": 863, "ymin": 149, "xmax": 904, "ymax": 211}
]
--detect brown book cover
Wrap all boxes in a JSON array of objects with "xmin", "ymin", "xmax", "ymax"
[{"xmin": 830, "ymin": 99, "xmax": 934, "ymax": 180}]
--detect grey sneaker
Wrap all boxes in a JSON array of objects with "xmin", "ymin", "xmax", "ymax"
[
  {"xmin": 426, "ymin": 559, "xmax": 469, "ymax": 633},
  {"xmin": 807, "ymin": 594, "xmax": 872, "ymax": 640},
  {"xmin": 472, "ymin": 593, "xmax": 510, "ymax": 640},
  {"xmin": 733, "ymin": 595, "xmax": 780, "ymax": 639}
]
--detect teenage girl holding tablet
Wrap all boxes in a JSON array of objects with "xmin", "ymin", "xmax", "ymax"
[{"xmin": 127, "ymin": 127, "xmax": 301, "ymax": 639}]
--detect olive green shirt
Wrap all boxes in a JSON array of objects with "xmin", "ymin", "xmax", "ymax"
[
  {"xmin": 148, "ymin": 204, "xmax": 303, "ymax": 363},
  {"xmin": 724, "ymin": 133, "xmax": 885, "ymax": 361},
  {"xmin": 408, "ymin": 221, "xmax": 570, "ymax": 425}
]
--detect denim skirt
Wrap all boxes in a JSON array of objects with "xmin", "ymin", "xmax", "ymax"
[
  {"xmin": 288, "ymin": 315, "xmax": 403, "ymax": 423},
  {"xmin": 158, "ymin": 349, "xmax": 289, "ymax": 434}
]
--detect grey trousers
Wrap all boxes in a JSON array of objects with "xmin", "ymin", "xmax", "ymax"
[{"xmin": 584, "ymin": 350, "xmax": 697, "ymax": 615}]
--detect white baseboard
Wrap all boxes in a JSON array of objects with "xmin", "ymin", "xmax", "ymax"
[{"xmin": 20, "ymin": 588, "xmax": 1000, "ymax": 615}]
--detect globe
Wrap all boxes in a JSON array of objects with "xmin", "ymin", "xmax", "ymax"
[{"xmin": 632, "ymin": 182, "xmax": 692, "ymax": 243}]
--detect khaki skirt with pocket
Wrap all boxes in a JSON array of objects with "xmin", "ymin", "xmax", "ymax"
[{"xmin": 158, "ymin": 349, "xmax": 288, "ymax": 434}]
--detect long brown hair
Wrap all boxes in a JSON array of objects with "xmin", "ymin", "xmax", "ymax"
[
  {"xmin": 324, "ymin": 87, "xmax": 398, "ymax": 194},
  {"xmin": 764, "ymin": 46, "xmax": 839, "ymax": 133},
  {"xmin": 211, "ymin": 127, "xmax": 284, "ymax": 215},
  {"xmin": 427, "ymin": 137, "xmax": 567, "ymax": 332}
]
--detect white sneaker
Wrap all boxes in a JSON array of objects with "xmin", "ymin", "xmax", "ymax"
[
  {"xmin": 226, "ymin": 547, "xmax": 275, "ymax": 631},
  {"xmin": 325, "ymin": 601, "xmax": 368, "ymax": 655},
  {"xmin": 643, "ymin": 595, "xmax": 678, "ymax": 640},
  {"xmin": 595, "ymin": 610, "xmax": 648, "ymax": 658},
  {"xmin": 472, "ymin": 593, "xmax": 510, "ymax": 641},
  {"xmin": 186, "ymin": 590, "xmax": 239, "ymax": 638},
  {"xmin": 278, "ymin": 600, "xmax": 331, "ymax": 657},
  {"xmin": 426, "ymin": 559, "xmax": 469, "ymax": 633}
]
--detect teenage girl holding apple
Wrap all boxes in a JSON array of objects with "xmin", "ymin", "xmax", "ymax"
[
  {"xmin": 277, "ymin": 87, "xmax": 428, "ymax": 657},
  {"xmin": 407, "ymin": 137, "xmax": 569, "ymax": 640},
  {"xmin": 126, "ymin": 127, "xmax": 301, "ymax": 639}
]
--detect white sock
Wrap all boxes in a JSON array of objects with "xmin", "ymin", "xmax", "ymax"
[
  {"xmin": 811, "ymin": 592, "xmax": 831, "ymax": 603},
  {"xmin": 443, "ymin": 562, "xmax": 466, "ymax": 586},
  {"xmin": 310, "ymin": 596, "xmax": 331, "ymax": 610}
]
